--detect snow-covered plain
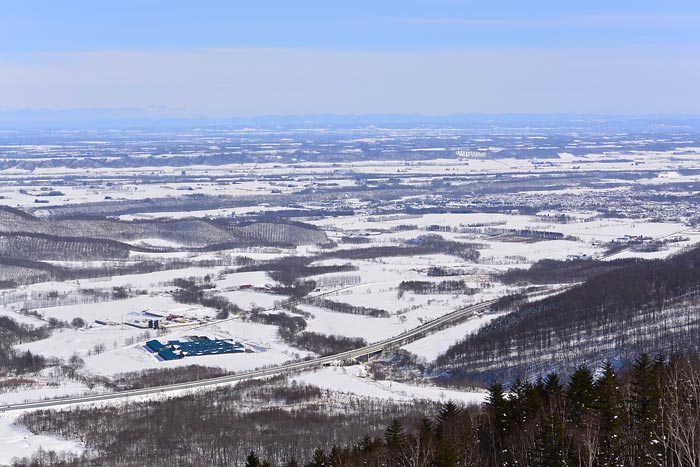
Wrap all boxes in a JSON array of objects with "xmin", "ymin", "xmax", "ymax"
[
  {"xmin": 3, "ymin": 205, "xmax": 698, "ymax": 402},
  {"xmin": 3, "ymin": 144, "xmax": 700, "ymax": 457},
  {"xmin": 1, "ymin": 148, "xmax": 697, "ymax": 212}
]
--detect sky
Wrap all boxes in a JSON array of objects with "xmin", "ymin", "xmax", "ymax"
[{"xmin": 1, "ymin": 0, "xmax": 699, "ymax": 120}]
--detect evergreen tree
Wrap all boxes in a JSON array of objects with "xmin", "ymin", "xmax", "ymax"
[
  {"xmin": 631, "ymin": 353, "xmax": 663, "ymax": 466},
  {"xmin": 434, "ymin": 409, "xmax": 458, "ymax": 467},
  {"xmin": 528, "ymin": 377, "xmax": 548, "ymax": 417},
  {"xmin": 487, "ymin": 382, "xmax": 508, "ymax": 431},
  {"xmin": 483, "ymin": 382, "xmax": 509, "ymax": 466},
  {"xmin": 357, "ymin": 434, "xmax": 377, "ymax": 454},
  {"xmin": 355, "ymin": 435, "xmax": 381, "ymax": 467},
  {"xmin": 418, "ymin": 417, "xmax": 434, "ymax": 440},
  {"xmin": 565, "ymin": 365, "xmax": 598, "ymax": 467},
  {"xmin": 385, "ymin": 418, "xmax": 408, "ymax": 466},
  {"xmin": 306, "ymin": 448, "xmax": 327, "ymax": 467},
  {"xmin": 329, "ymin": 445, "xmax": 345, "ymax": 467},
  {"xmin": 566, "ymin": 365, "xmax": 595, "ymax": 427},
  {"xmin": 246, "ymin": 452, "xmax": 261, "ymax": 467},
  {"xmin": 544, "ymin": 373, "xmax": 564, "ymax": 398},
  {"xmin": 355, "ymin": 435, "xmax": 383, "ymax": 458},
  {"xmin": 507, "ymin": 379, "xmax": 529, "ymax": 429},
  {"xmin": 433, "ymin": 439, "xmax": 458, "ymax": 467},
  {"xmin": 436, "ymin": 400, "xmax": 462, "ymax": 437},
  {"xmin": 594, "ymin": 361, "xmax": 624, "ymax": 467},
  {"xmin": 385, "ymin": 418, "xmax": 407, "ymax": 449},
  {"xmin": 285, "ymin": 458, "xmax": 300, "ymax": 467},
  {"xmin": 519, "ymin": 373, "xmax": 568, "ymax": 467},
  {"xmin": 543, "ymin": 372, "xmax": 565, "ymax": 413},
  {"xmin": 530, "ymin": 411, "xmax": 568, "ymax": 467}
]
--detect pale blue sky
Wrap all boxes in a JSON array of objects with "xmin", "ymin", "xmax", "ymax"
[{"xmin": 1, "ymin": 1, "xmax": 699, "ymax": 118}]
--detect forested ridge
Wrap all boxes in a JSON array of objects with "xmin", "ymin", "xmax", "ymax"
[
  {"xmin": 0, "ymin": 207, "xmax": 327, "ymax": 250},
  {"xmin": 0, "ymin": 206, "xmax": 328, "ymax": 285},
  {"xmin": 0, "ymin": 232, "xmax": 156, "ymax": 261},
  {"xmin": 435, "ymin": 245, "xmax": 700, "ymax": 383}
]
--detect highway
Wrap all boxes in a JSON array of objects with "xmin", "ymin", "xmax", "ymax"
[{"xmin": 0, "ymin": 297, "xmax": 499, "ymax": 413}]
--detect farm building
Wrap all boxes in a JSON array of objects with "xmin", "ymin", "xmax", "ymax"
[
  {"xmin": 124, "ymin": 310, "xmax": 199, "ymax": 329},
  {"xmin": 145, "ymin": 336, "xmax": 245, "ymax": 361},
  {"xmin": 146, "ymin": 339, "xmax": 166, "ymax": 352}
]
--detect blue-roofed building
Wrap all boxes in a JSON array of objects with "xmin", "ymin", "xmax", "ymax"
[
  {"xmin": 158, "ymin": 348, "xmax": 182, "ymax": 361},
  {"xmin": 146, "ymin": 336, "xmax": 246, "ymax": 361},
  {"xmin": 146, "ymin": 339, "xmax": 165, "ymax": 352}
]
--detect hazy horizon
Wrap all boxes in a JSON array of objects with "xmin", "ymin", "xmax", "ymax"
[
  {"xmin": 2, "ymin": 1, "xmax": 699, "ymax": 120},
  {"xmin": 2, "ymin": 111, "xmax": 700, "ymax": 130}
]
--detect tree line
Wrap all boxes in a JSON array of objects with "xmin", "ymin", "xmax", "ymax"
[
  {"xmin": 13, "ymin": 354, "xmax": 700, "ymax": 467},
  {"xmin": 212, "ymin": 354, "xmax": 700, "ymax": 467},
  {"xmin": 500, "ymin": 258, "xmax": 640, "ymax": 285},
  {"xmin": 0, "ymin": 316, "xmax": 54, "ymax": 376},
  {"xmin": 238, "ymin": 256, "xmax": 357, "ymax": 286},
  {"xmin": 303, "ymin": 297, "xmax": 390, "ymax": 318},
  {"xmin": 399, "ymin": 280, "xmax": 479, "ymax": 296},
  {"xmin": 459, "ymin": 227, "xmax": 578, "ymax": 242},
  {"xmin": 13, "ymin": 375, "xmax": 434, "ymax": 467},
  {"xmin": 0, "ymin": 255, "xmax": 235, "ymax": 286}
]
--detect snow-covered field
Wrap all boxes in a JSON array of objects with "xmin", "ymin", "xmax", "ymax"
[
  {"xmin": 402, "ymin": 312, "xmax": 509, "ymax": 361},
  {"xmin": 0, "ymin": 413, "xmax": 84, "ymax": 465},
  {"xmin": 0, "ymin": 128, "xmax": 700, "ymax": 458},
  {"xmin": 294, "ymin": 365, "xmax": 486, "ymax": 405},
  {"xmin": 2, "ymin": 143, "xmax": 700, "ymax": 461}
]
